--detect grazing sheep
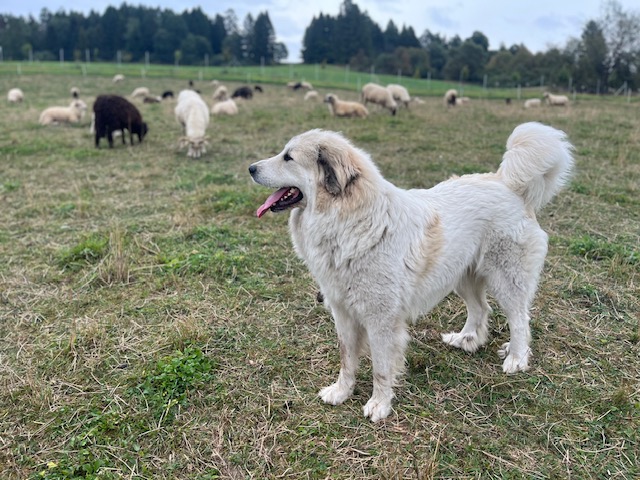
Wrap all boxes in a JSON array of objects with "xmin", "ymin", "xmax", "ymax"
[
  {"xmin": 543, "ymin": 92, "xmax": 570, "ymax": 106},
  {"xmin": 162, "ymin": 90, "xmax": 174, "ymax": 99},
  {"xmin": 70, "ymin": 87, "xmax": 80, "ymax": 98},
  {"xmin": 175, "ymin": 90, "xmax": 210, "ymax": 159},
  {"xmin": 386, "ymin": 84, "xmax": 411, "ymax": 108},
  {"xmin": 211, "ymin": 98, "xmax": 238, "ymax": 116},
  {"xmin": 112, "ymin": 74, "xmax": 125, "ymax": 83},
  {"xmin": 39, "ymin": 99, "xmax": 88, "ymax": 125},
  {"xmin": 524, "ymin": 98, "xmax": 542, "ymax": 109},
  {"xmin": 361, "ymin": 82, "xmax": 397, "ymax": 115},
  {"xmin": 288, "ymin": 81, "xmax": 313, "ymax": 91},
  {"xmin": 131, "ymin": 87, "xmax": 150, "ymax": 99},
  {"xmin": 254, "ymin": 85, "xmax": 264, "ymax": 93},
  {"xmin": 456, "ymin": 96, "xmax": 471, "ymax": 105},
  {"xmin": 143, "ymin": 96, "xmax": 162, "ymax": 104},
  {"xmin": 304, "ymin": 90, "xmax": 319, "ymax": 101},
  {"xmin": 324, "ymin": 93, "xmax": 369, "ymax": 118},
  {"xmin": 93, "ymin": 94, "xmax": 148, "ymax": 148},
  {"xmin": 232, "ymin": 86, "xmax": 253, "ymax": 99},
  {"xmin": 444, "ymin": 89, "xmax": 458, "ymax": 107},
  {"xmin": 210, "ymin": 79, "xmax": 220, "ymax": 87},
  {"xmin": 7, "ymin": 88, "xmax": 24, "ymax": 103},
  {"xmin": 212, "ymin": 85, "xmax": 229, "ymax": 101}
]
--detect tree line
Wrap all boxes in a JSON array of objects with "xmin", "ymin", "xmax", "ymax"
[{"xmin": 0, "ymin": 0, "xmax": 638, "ymax": 92}]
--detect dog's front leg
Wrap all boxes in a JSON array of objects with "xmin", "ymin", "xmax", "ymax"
[
  {"xmin": 363, "ymin": 321, "xmax": 410, "ymax": 422},
  {"xmin": 319, "ymin": 308, "xmax": 363, "ymax": 406}
]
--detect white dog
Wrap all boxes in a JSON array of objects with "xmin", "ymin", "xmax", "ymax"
[{"xmin": 249, "ymin": 122, "xmax": 574, "ymax": 422}]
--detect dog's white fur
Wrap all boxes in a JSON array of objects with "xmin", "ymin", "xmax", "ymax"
[{"xmin": 249, "ymin": 122, "xmax": 574, "ymax": 422}]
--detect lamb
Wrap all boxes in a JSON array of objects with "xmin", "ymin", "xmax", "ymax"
[
  {"xmin": 324, "ymin": 93, "xmax": 368, "ymax": 118},
  {"xmin": 175, "ymin": 90, "xmax": 210, "ymax": 159},
  {"xmin": 386, "ymin": 83, "xmax": 411, "ymax": 108},
  {"xmin": 543, "ymin": 92, "xmax": 569, "ymax": 106},
  {"xmin": 232, "ymin": 86, "xmax": 253, "ymax": 99},
  {"xmin": 7, "ymin": 88, "xmax": 24, "ymax": 103},
  {"xmin": 112, "ymin": 74, "xmax": 125, "ymax": 83},
  {"xmin": 361, "ymin": 82, "xmax": 397, "ymax": 115},
  {"xmin": 131, "ymin": 87, "xmax": 150, "ymax": 99},
  {"xmin": 524, "ymin": 98, "xmax": 542, "ymax": 109},
  {"xmin": 211, "ymin": 98, "xmax": 238, "ymax": 116},
  {"xmin": 70, "ymin": 87, "xmax": 80, "ymax": 98},
  {"xmin": 39, "ymin": 100, "xmax": 88, "ymax": 125},
  {"xmin": 212, "ymin": 85, "xmax": 229, "ymax": 101},
  {"xmin": 304, "ymin": 90, "xmax": 319, "ymax": 101},
  {"xmin": 93, "ymin": 94, "xmax": 148, "ymax": 148},
  {"xmin": 444, "ymin": 89, "xmax": 458, "ymax": 107}
]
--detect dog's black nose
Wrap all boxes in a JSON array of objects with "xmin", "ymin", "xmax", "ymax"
[{"xmin": 248, "ymin": 164, "xmax": 257, "ymax": 175}]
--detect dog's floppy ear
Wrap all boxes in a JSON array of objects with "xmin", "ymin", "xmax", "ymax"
[{"xmin": 317, "ymin": 143, "xmax": 360, "ymax": 196}]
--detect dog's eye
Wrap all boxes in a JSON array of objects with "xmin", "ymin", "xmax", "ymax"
[{"xmin": 283, "ymin": 152, "xmax": 293, "ymax": 162}]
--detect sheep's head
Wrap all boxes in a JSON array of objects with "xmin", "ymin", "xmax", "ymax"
[{"xmin": 179, "ymin": 135, "xmax": 210, "ymax": 159}]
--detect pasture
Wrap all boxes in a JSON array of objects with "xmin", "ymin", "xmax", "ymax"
[{"xmin": 1, "ymin": 68, "xmax": 638, "ymax": 479}]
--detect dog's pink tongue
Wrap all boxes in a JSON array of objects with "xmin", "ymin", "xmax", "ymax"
[{"xmin": 256, "ymin": 187, "xmax": 290, "ymax": 218}]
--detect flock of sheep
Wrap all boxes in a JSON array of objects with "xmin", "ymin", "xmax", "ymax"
[{"xmin": 6, "ymin": 75, "xmax": 570, "ymax": 159}]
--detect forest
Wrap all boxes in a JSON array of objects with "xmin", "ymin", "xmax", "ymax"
[{"xmin": 0, "ymin": 0, "xmax": 638, "ymax": 92}]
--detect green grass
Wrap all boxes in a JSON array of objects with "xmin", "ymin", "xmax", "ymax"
[{"xmin": 0, "ymin": 66, "xmax": 639, "ymax": 479}]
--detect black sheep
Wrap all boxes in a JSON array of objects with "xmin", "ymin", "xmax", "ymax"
[
  {"xmin": 232, "ymin": 86, "xmax": 253, "ymax": 99},
  {"xmin": 162, "ymin": 90, "xmax": 174, "ymax": 99},
  {"xmin": 93, "ymin": 95, "xmax": 148, "ymax": 148}
]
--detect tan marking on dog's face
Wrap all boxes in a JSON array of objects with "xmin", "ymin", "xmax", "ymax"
[{"xmin": 418, "ymin": 214, "xmax": 444, "ymax": 277}]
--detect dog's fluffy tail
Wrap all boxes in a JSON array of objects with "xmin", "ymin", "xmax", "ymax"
[{"xmin": 498, "ymin": 122, "xmax": 574, "ymax": 212}]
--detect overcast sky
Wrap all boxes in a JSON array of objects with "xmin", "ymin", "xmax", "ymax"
[{"xmin": 4, "ymin": 0, "xmax": 638, "ymax": 62}]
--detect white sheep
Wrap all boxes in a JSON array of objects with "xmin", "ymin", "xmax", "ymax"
[
  {"xmin": 361, "ymin": 82, "xmax": 397, "ymax": 115},
  {"xmin": 39, "ymin": 99, "xmax": 88, "ymax": 125},
  {"xmin": 175, "ymin": 90, "xmax": 210, "ymax": 158},
  {"xmin": 524, "ymin": 98, "xmax": 542, "ymax": 109},
  {"xmin": 70, "ymin": 86, "xmax": 80, "ymax": 98},
  {"xmin": 324, "ymin": 93, "xmax": 368, "ymax": 118},
  {"xmin": 8, "ymin": 88, "xmax": 24, "ymax": 103},
  {"xmin": 543, "ymin": 92, "xmax": 569, "ymax": 106},
  {"xmin": 112, "ymin": 74, "xmax": 125, "ymax": 83},
  {"xmin": 456, "ymin": 96, "xmax": 471, "ymax": 105},
  {"xmin": 211, "ymin": 98, "xmax": 238, "ymax": 116},
  {"xmin": 386, "ymin": 84, "xmax": 411, "ymax": 108},
  {"xmin": 444, "ymin": 89, "xmax": 458, "ymax": 107},
  {"xmin": 131, "ymin": 87, "xmax": 150, "ymax": 99},
  {"xmin": 304, "ymin": 90, "xmax": 319, "ymax": 101},
  {"xmin": 212, "ymin": 85, "xmax": 228, "ymax": 101}
]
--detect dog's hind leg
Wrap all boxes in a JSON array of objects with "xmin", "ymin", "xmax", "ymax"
[
  {"xmin": 319, "ymin": 306, "xmax": 365, "ymax": 406},
  {"xmin": 363, "ymin": 320, "xmax": 410, "ymax": 422},
  {"xmin": 442, "ymin": 273, "xmax": 491, "ymax": 353}
]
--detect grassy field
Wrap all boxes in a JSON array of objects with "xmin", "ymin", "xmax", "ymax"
[{"xmin": 0, "ymin": 67, "xmax": 638, "ymax": 479}]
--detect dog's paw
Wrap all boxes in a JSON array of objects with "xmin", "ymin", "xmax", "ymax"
[
  {"xmin": 319, "ymin": 383, "xmax": 352, "ymax": 405},
  {"xmin": 499, "ymin": 343, "xmax": 531, "ymax": 373},
  {"xmin": 441, "ymin": 331, "xmax": 486, "ymax": 353},
  {"xmin": 363, "ymin": 396, "xmax": 392, "ymax": 422}
]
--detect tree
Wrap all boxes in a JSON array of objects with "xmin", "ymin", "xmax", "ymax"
[
  {"xmin": 599, "ymin": 0, "xmax": 640, "ymax": 89},
  {"xmin": 577, "ymin": 21, "xmax": 608, "ymax": 92}
]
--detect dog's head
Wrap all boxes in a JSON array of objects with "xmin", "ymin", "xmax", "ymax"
[{"xmin": 249, "ymin": 129, "xmax": 370, "ymax": 217}]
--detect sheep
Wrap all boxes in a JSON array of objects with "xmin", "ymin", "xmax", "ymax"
[
  {"xmin": 39, "ymin": 99, "xmax": 88, "ymax": 125},
  {"xmin": 211, "ymin": 98, "xmax": 238, "ymax": 116},
  {"xmin": 232, "ymin": 86, "xmax": 253, "ymax": 99},
  {"xmin": 386, "ymin": 83, "xmax": 411, "ymax": 108},
  {"xmin": 162, "ymin": 90, "xmax": 174, "ymax": 99},
  {"xmin": 212, "ymin": 85, "xmax": 228, "ymax": 101},
  {"xmin": 143, "ymin": 96, "xmax": 162, "ymax": 104},
  {"xmin": 175, "ymin": 90, "xmax": 210, "ymax": 159},
  {"xmin": 254, "ymin": 85, "xmax": 264, "ymax": 93},
  {"xmin": 524, "ymin": 98, "xmax": 542, "ymax": 109},
  {"xmin": 112, "ymin": 74, "xmax": 125, "ymax": 83},
  {"xmin": 93, "ymin": 94, "xmax": 148, "ymax": 148},
  {"xmin": 70, "ymin": 87, "xmax": 80, "ymax": 98},
  {"xmin": 7, "ymin": 88, "xmax": 24, "ymax": 103},
  {"xmin": 455, "ymin": 96, "xmax": 471, "ymax": 105},
  {"xmin": 361, "ymin": 82, "xmax": 397, "ymax": 115},
  {"xmin": 131, "ymin": 87, "xmax": 150, "ymax": 99},
  {"xmin": 288, "ymin": 81, "xmax": 313, "ymax": 90},
  {"xmin": 444, "ymin": 89, "xmax": 458, "ymax": 107},
  {"xmin": 304, "ymin": 90, "xmax": 319, "ymax": 101},
  {"xmin": 324, "ymin": 93, "xmax": 368, "ymax": 118},
  {"xmin": 543, "ymin": 92, "xmax": 569, "ymax": 106}
]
